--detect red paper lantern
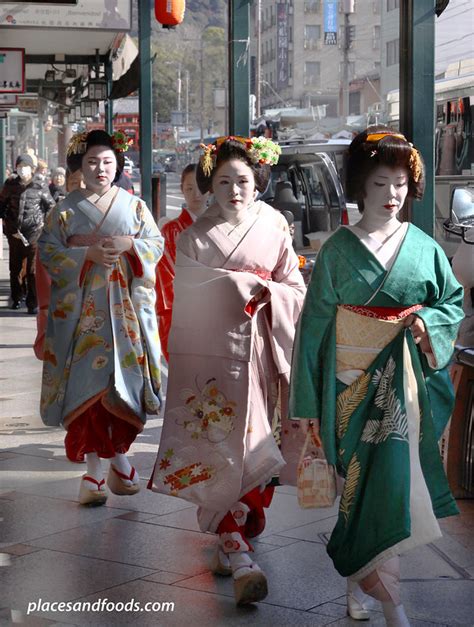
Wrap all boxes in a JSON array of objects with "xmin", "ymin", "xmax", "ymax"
[{"xmin": 155, "ymin": 0, "xmax": 185, "ymax": 29}]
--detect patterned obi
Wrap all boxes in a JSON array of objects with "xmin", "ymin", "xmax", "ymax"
[
  {"xmin": 336, "ymin": 304, "xmax": 423, "ymax": 374},
  {"xmin": 67, "ymin": 233, "xmax": 104, "ymax": 247},
  {"xmin": 229, "ymin": 267, "xmax": 272, "ymax": 281}
]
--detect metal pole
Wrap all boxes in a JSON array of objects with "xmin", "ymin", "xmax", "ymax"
[
  {"xmin": 177, "ymin": 66, "xmax": 182, "ymax": 112},
  {"xmin": 255, "ymin": 0, "xmax": 261, "ymax": 118},
  {"xmin": 105, "ymin": 57, "xmax": 113, "ymax": 134},
  {"xmin": 200, "ymin": 42, "xmax": 204, "ymax": 142},
  {"xmin": 0, "ymin": 118, "xmax": 6, "ymax": 183},
  {"xmin": 38, "ymin": 106, "xmax": 45, "ymax": 160},
  {"xmin": 342, "ymin": 11, "xmax": 350, "ymax": 119},
  {"xmin": 185, "ymin": 70, "xmax": 189, "ymax": 131},
  {"xmin": 228, "ymin": 0, "xmax": 250, "ymax": 136},
  {"xmin": 138, "ymin": 0, "xmax": 153, "ymax": 208},
  {"xmin": 0, "ymin": 117, "xmax": 4, "ymax": 258},
  {"xmin": 400, "ymin": 0, "xmax": 436, "ymax": 235}
]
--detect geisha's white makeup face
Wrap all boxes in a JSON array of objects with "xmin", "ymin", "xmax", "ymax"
[
  {"xmin": 81, "ymin": 145, "xmax": 117, "ymax": 194},
  {"xmin": 211, "ymin": 159, "xmax": 256, "ymax": 219},
  {"xmin": 182, "ymin": 171, "xmax": 208, "ymax": 217},
  {"xmin": 363, "ymin": 165, "xmax": 409, "ymax": 225}
]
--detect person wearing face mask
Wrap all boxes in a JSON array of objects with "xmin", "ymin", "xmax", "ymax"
[
  {"xmin": 38, "ymin": 130, "xmax": 163, "ymax": 506},
  {"xmin": 149, "ymin": 137, "xmax": 306, "ymax": 605},
  {"xmin": 155, "ymin": 163, "xmax": 209, "ymax": 361},
  {"xmin": 0, "ymin": 154, "xmax": 56, "ymax": 312},
  {"xmin": 289, "ymin": 126, "xmax": 464, "ymax": 626}
]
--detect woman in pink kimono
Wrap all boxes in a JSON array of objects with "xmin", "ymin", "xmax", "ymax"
[{"xmin": 149, "ymin": 137, "xmax": 306, "ymax": 605}]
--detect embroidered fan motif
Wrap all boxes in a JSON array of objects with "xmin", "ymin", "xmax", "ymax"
[
  {"xmin": 361, "ymin": 357, "xmax": 409, "ymax": 444},
  {"xmin": 156, "ymin": 446, "xmax": 217, "ymax": 496}
]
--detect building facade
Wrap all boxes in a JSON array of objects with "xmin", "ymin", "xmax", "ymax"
[{"xmin": 251, "ymin": 0, "xmax": 384, "ymax": 121}]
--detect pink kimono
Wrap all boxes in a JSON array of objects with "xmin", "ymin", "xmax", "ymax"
[{"xmin": 149, "ymin": 205, "xmax": 306, "ymax": 533}]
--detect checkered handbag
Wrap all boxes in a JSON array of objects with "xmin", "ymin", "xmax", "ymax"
[{"xmin": 297, "ymin": 429, "xmax": 337, "ymax": 509}]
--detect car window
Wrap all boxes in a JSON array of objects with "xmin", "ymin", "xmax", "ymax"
[{"xmin": 299, "ymin": 162, "xmax": 341, "ymax": 232}]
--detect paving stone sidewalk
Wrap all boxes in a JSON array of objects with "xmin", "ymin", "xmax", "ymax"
[{"xmin": 0, "ymin": 243, "xmax": 473, "ymax": 626}]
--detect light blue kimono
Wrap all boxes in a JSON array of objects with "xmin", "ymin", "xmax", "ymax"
[{"xmin": 38, "ymin": 187, "xmax": 163, "ymax": 430}]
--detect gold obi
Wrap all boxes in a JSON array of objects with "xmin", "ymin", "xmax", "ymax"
[{"xmin": 335, "ymin": 306, "xmax": 406, "ymax": 373}]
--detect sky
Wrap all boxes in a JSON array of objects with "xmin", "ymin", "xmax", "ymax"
[{"xmin": 435, "ymin": 0, "xmax": 474, "ymax": 74}]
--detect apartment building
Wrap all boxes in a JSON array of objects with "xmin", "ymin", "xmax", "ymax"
[{"xmin": 251, "ymin": 0, "xmax": 384, "ymax": 120}]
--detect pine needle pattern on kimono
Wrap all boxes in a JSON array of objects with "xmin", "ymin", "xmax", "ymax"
[
  {"xmin": 361, "ymin": 357, "xmax": 409, "ymax": 444},
  {"xmin": 336, "ymin": 373, "xmax": 371, "ymax": 439},
  {"xmin": 340, "ymin": 453, "xmax": 361, "ymax": 525}
]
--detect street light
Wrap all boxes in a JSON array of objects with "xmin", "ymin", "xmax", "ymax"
[
  {"xmin": 88, "ymin": 80, "xmax": 107, "ymax": 101},
  {"xmin": 80, "ymin": 99, "xmax": 99, "ymax": 118}
]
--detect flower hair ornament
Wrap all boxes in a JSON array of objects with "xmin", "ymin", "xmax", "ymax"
[
  {"xmin": 199, "ymin": 135, "xmax": 281, "ymax": 177},
  {"xmin": 110, "ymin": 129, "xmax": 133, "ymax": 153},
  {"xmin": 365, "ymin": 131, "xmax": 422, "ymax": 183}
]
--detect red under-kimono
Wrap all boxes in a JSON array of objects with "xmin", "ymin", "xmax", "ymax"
[{"xmin": 155, "ymin": 208, "xmax": 193, "ymax": 361}]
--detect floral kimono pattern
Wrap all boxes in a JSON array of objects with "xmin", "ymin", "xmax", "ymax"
[{"xmin": 38, "ymin": 187, "xmax": 163, "ymax": 431}]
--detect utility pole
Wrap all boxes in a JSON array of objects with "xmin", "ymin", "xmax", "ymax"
[
  {"xmin": 184, "ymin": 70, "xmax": 189, "ymax": 131},
  {"xmin": 255, "ymin": 0, "xmax": 262, "ymax": 118},
  {"xmin": 200, "ymin": 42, "xmax": 205, "ymax": 142},
  {"xmin": 177, "ymin": 66, "xmax": 182, "ymax": 112},
  {"xmin": 341, "ymin": 0, "xmax": 355, "ymax": 119}
]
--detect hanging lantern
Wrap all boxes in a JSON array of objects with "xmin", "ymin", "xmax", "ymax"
[{"xmin": 155, "ymin": 0, "xmax": 185, "ymax": 29}]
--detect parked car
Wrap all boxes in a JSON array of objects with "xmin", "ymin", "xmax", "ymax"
[
  {"xmin": 164, "ymin": 153, "xmax": 177, "ymax": 173},
  {"xmin": 261, "ymin": 140, "xmax": 351, "ymax": 249},
  {"xmin": 123, "ymin": 156, "xmax": 134, "ymax": 175}
]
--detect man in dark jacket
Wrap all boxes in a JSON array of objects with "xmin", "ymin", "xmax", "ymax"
[{"xmin": 0, "ymin": 154, "xmax": 56, "ymax": 313}]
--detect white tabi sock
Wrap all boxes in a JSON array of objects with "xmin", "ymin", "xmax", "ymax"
[
  {"xmin": 111, "ymin": 453, "xmax": 139, "ymax": 487},
  {"xmin": 382, "ymin": 602, "xmax": 411, "ymax": 627},
  {"xmin": 84, "ymin": 453, "xmax": 104, "ymax": 490},
  {"xmin": 228, "ymin": 552, "xmax": 261, "ymax": 580}
]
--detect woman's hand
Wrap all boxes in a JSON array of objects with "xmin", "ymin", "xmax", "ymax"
[
  {"xmin": 85, "ymin": 240, "xmax": 119, "ymax": 268},
  {"xmin": 404, "ymin": 314, "xmax": 432, "ymax": 355},
  {"xmin": 103, "ymin": 236, "xmax": 134, "ymax": 256}
]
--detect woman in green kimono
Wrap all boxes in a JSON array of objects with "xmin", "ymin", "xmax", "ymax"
[
  {"xmin": 39, "ymin": 130, "xmax": 163, "ymax": 506},
  {"xmin": 289, "ymin": 126, "xmax": 464, "ymax": 626}
]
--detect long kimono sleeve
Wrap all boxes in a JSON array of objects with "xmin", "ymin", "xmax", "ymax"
[
  {"xmin": 265, "ymin": 238, "xmax": 306, "ymax": 377},
  {"xmin": 415, "ymin": 244, "xmax": 464, "ymax": 370},
  {"xmin": 289, "ymin": 244, "xmax": 339, "ymax": 419},
  {"xmin": 38, "ymin": 207, "xmax": 88, "ymax": 290},
  {"xmin": 127, "ymin": 201, "xmax": 164, "ymax": 278}
]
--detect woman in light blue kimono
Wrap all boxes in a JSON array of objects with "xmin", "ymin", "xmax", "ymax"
[
  {"xmin": 290, "ymin": 127, "xmax": 464, "ymax": 626},
  {"xmin": 39, "ymin": 130, "xmax": 163, "ymax": 506}
]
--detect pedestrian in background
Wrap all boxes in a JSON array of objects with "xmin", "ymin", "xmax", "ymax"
[
  {"xmin": 0, "ymin": 153, "xmax": 55, "ymax": 313},
  {"xmin": 49, "ymin": 166, "xmax": 67, "ymax": 203}
]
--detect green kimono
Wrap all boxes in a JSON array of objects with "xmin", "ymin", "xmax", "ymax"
[{"xmin": 289, "ymin": 224, "xmax": 464, "ymax": 578}]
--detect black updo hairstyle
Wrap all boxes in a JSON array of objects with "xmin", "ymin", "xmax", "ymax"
[
  {"xmin": 346, "ymin": 124, "xmax": 425, "ymax": 212},
  {"xmin": 196, "ymin": 138, "xmax": 271, "ymax": 195},
  {"xmin": 78, "ymin": 130, "xmax": 124, "ymax": 183},
  {"xmin": 181, "ymin": 163, "xmax": 197, "ymax": 188}
]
